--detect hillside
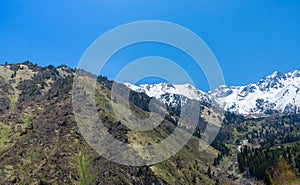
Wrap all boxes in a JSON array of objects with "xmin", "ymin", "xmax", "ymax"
[{"xmin": 0, "ymin": 62, "xmax": 225, "ymax": 184}]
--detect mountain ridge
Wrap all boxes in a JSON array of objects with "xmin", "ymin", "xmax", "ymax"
[{"xmin": 125, "ymin": 70, "xmax": 300, "ymax": 115}]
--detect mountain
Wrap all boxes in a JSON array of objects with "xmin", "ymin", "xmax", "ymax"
[
  {"xmin": 211, "ymin": 70, "xmax": 300, "ymax": 115},
  {"xmin": 125, "ymin": 70, "xmax": 300, "ymax": 115},
  {"xmin": 0, "ymin": 62, "xmax": 223, "ymax": 184},
  {"xmin": 124, "ymin": 82, "xmax": 212, "ymax": 109}
]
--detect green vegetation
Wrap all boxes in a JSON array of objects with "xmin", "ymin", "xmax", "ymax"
[
  {"xmin": 273, "ymin": 158, "xmax": 296, "ymax": 185},
  {"xmin": 74, "ymin": 152, "xmax": 91, "ymax": 185},
  {"xmin": 237, "ymin": 132, "xmax": 300, "ymax": 179},
  {"xmin": 264, "ymin": 170, "xmax": 273, "ymax": 185},
  {"xmin": 19, "ymin": 151, "xmax": 36, "ymax": 185},
  {"xmin": 20, "ymin": 108, "xmax": 36, "ymax": 135},
  {"xmin": 0, "ymin": 122, "xmax": 10, "ymax": 154}
]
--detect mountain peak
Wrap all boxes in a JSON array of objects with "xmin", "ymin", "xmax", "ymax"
[
  {"xmin": 161, "ymin": 82, "xmax": 175, "ymax": 89},
  {"xmin": 265, "ymin": 71, "xmax": 285, "ymax": 80},
  {"xmin": 125, "ymin": 82, "xmax": 212, "ymax": 106},
  {"xmin": 287, "ymin": 70, "xmax": 300, "ymax": 78},
  {"xmin": 126, "ymin": 69, "xmax": 300, "ymax": 115},
  {"xmin": 213, "ymin": 70, "xmax": 300, "ymax": 114},
  {"xmin": 256, "ymin": 71, "xmax": 287, "ymax": 91}
]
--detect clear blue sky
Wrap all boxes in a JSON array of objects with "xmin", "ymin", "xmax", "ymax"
[{"xmin": 1, "ymin": 0, "xmax": 300, "ymax": 91}]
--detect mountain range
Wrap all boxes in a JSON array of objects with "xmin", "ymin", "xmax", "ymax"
[
  {"xmin": 125, "ymin": 70, "xmax": 300, "ymax": 115},
  {"xmin": 0, "ymin": 62, "xmax": 299, "ymax": 184}
]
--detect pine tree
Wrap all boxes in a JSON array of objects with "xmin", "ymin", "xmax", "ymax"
[{"xmin": 207, "ymin": 166, "xmax": 212, "ymax": 178}]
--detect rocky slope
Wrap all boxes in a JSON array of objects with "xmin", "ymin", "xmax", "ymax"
[{"xmin": 0, "ymin": 62, "xmax": 222, "ymax": 184}]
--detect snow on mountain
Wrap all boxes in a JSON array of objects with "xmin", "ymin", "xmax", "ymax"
[
  {"xmin": 125, "ymin": 70, "xmax": 300, "ymax": 115},
  {"xmin": 211, "ymin": 70, "xmax": 300, "ymax": 115},
  {"xmin": 124, "ymin": 82, "xmax": 212, "ymax": 108}
]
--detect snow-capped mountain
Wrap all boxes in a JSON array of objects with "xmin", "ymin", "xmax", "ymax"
[
  {"xmin": 125, "ymin": 70, "xmax": 300, "ymax": 115},
  {"xmin": 124, "ymin": 82, "xmax": 212, "ymax": 108},
  {"xmin": 211, "ymin": 70, "xmax": 300, "ymax": 115}
]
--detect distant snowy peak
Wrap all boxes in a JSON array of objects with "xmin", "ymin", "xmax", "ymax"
[
  {"xmin": 125, "ymin": 70, "xmax": 300, "ymax": 115},
  {"xmin": 257, "ymin": 71, "xmax": 286, "ymax": 91},
  {"xmin": 124, "ymin": 82, "xmax": 212, "ymax": 107},
  {"xmin": 211, "ymin": 70, "xmax": 300, "ymax": 115},
  {"xmin": 124, "ymin": 82, "xmax": 177, "ymax": 99}
]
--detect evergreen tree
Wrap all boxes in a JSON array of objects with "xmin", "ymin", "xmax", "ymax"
[{"xmin": 207, "ymin": 166, "xmax": 212, "ymax": 178}]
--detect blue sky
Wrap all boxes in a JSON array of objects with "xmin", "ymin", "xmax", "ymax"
[{"xmin": 1, "ymin": 1, "xmax": 300, "ymax": 91}]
